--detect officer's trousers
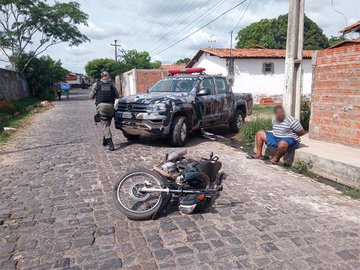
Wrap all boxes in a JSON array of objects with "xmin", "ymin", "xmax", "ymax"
[{"xmin": 96, "ymin": 103, "xmax": 114, "ymax": 139}]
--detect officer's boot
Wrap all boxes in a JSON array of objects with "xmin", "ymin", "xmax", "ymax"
[
  {"xmin": 108, "ymin": 138, "xmax": 115, "ymax": 151},
  {"xmin": 102, "ymin": 137, "xmax": 108, "ymax": 146}
]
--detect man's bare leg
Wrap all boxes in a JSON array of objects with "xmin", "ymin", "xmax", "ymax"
[
  {"xmin": 270, "ymin": 141, "xmax": 288, "ymax": 164},
  {"xmin": 254, "ymin": 130, "xmax": 267, "ymax": 158}
]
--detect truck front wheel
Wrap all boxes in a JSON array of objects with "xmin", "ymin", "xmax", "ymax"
[
  {"xmin": 170, "ymin": 116, "xmax": 188, "ymax": 147},
  {"xmin": 229, "ymin": 110, "xmax": 245, "ymax": 132},
  {"xmin": 123, "ymin": 131, "xmax": 140, "ymax": 141}
]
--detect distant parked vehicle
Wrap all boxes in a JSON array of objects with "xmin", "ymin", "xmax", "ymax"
[
  {"xmin": 66, "ymin": 73, "xmax": 91, "ymax": 89},
  {"xmin": 115, "ymin": 68, "xmax": 253, "ymax": 146}
]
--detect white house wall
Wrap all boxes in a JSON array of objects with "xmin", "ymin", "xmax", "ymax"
[
  {"xmin": 193, "ymin": 54, "xmax": 312, "ymax": 96},
  {"xmin": 121, "ymin": 69, "xmax": 137, "ymax": 97},
  {"xmin": 192, "ymin": 53, "xmax": 228, "ymax": 76}
]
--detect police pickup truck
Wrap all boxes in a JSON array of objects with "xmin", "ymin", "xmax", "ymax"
[{"xmin": 115, "ymin": 68, "xmax": 253, "ymax": 146}]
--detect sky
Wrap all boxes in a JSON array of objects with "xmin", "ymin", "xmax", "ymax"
[{"xmin": 2, "ymin": 0, "xmax": 360, "ymax": 73}]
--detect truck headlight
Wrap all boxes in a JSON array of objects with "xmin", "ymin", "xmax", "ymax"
[{"xmin": 147, "ymin": 103, "xmax": 166, "ymax": 112}]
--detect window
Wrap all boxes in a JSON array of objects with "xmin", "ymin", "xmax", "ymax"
[
  {"xmin": 263, "ymin": 62, "xmax": 274, "ymax": 74},
  {"xmin": 149, "ymin": 77, "xmax": 197, "ymax": 93},
  {"xmin": 199, "ymin": 78, "xmax": 215, "ymax": 95},
  {"xmin": 215, "ymin": 78, "xmax": 229, "ymax": 94}
]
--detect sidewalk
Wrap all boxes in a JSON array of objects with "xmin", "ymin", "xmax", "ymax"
[{"xmin": 295, "ymin": 135, "xmax": 360, "ymax": 188}]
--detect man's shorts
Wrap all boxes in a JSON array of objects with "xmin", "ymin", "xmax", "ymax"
[{"xmin": 265, "ymin": 131, "xmax": 299, "ymax": 152}]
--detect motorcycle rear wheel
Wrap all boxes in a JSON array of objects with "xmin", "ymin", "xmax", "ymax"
[{"xmin": 113, "ymin": 169, "xmax": 164, "ymax": 220}]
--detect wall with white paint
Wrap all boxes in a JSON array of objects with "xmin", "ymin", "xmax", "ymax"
[
  {"xmin": 192, "ymin": 53, "xmax": 228, "ymax": 76},
  {"xmin": 192, "ymin": 53, "xmax": 312, "ymax": 96}
]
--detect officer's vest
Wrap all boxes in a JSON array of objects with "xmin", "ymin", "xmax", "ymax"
[{"xmin": 95, "ymin": 81, "xmax": 115, "ymax": 105}]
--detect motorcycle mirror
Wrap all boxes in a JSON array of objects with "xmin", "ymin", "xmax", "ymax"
[{"xmin": 210, "ymin": 152, "xmax": 214, "ymax": 159}]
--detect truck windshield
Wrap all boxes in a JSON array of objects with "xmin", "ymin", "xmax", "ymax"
[{"xmin": 148, "ymin": 77, "xmax": 197, "ymax": 93}]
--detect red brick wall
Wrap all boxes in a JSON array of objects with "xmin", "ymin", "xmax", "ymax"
[
  {"xmin": 309, "ymin": 42, "xmax": 360, "ymax": 147},
  {"xmin": 135, "ymin": 70, "xmax": 168, "ymax": 93}
]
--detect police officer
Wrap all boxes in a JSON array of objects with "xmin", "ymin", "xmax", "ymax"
[{"xmin": 90, "ymin": 71, "xmax": 119, "ymax": 151}]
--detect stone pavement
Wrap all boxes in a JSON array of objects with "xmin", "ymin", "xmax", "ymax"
[{"xmin": 0, "ymin": 89, "xmax": 359, "ymax": 270}]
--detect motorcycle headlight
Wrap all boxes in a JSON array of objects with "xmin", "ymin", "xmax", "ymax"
[{"xmin": 147, "ymin": 103, "xmax": 166, "ymax": 113}]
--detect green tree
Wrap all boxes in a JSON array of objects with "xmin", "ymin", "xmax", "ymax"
[
  {"xmin": 85, "ymin": 50, "xmax": 162, "ymax": 78},
  {"xmin": 16, "ymin": 53, "xmax": 69, "ymax": 100},
  {"xmin": 85, "ymin": 59, "xmax": 122, "ymax": 79},
  {"xmin": 119, "ymin": 49, "xmax": 161, "ymax": 72},
  {"xmin": 328, "ymin": 35, "xmax": 346, "ymax": 47},
  {"xmin": 236, "ymin": 14, "xmax": 329, "ymax": 50},
  {"xmin": 175, "ymin": 57, "xmax": 191, "ymax": 65},
  {"xmin": 0, "ymin": 0, "xmax": 89, "ymax": 71}
]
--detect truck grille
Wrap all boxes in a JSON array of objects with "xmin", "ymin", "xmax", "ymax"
[{"xmin": 118, "ymin": 103, "xmax": 149, "ymax": 113}]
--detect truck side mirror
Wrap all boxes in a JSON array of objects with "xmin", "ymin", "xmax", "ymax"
[{"xmin": 197, "ymin": 88, "xmax": 210, "ymax": 96}]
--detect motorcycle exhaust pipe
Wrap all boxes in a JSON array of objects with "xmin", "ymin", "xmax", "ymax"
[{"xmin": 139, "ymin": 187, "xmax": 219, "ymax": 195}]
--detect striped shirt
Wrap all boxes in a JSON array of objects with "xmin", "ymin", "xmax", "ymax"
[{"xmin": 272, "ymin": 114, "xmax": 303, "ymax": 141}]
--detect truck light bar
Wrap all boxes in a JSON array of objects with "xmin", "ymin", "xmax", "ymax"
[{"xmin": 168, "ymin": 68, "xmax": 206, "ymax": 75}]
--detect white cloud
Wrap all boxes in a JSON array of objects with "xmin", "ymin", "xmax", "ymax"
[
  {"xmin": 5, "ymin": 0, "xmax": 357, "ymax": 73},
  {"xmin": 79, "ymin": 21, "xmax": 128, "ymax": 40}
]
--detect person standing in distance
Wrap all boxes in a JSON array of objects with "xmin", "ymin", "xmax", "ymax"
[{"xmin": 90, "ymin": 71, "xmax": 119, "ymax": 151}]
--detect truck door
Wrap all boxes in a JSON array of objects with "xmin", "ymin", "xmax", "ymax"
[
  {"xmin": 214, "ymin": 77, "xmax": 232, "ymax": 124},
  {"xmin": 196, "ymin": 78, "xmax": 216, "ymax": 126}
]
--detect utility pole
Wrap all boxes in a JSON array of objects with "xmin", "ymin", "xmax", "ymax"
[
  {"xmin": 228, "ymin": 30, "xmax": 235, "ymax": 85},
  {"xmin": 283, "ymin": 0, "xmax": 305, "ymax": 118},
  {"xmin": 110, "ymin": 40, "xmax": 120, "ymax": 61},
  {"xmin": 208, "ymin": 35, "xmax": 216, "ymax": 48}
]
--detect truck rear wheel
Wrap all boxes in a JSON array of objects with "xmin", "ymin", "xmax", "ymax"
[
  {"xmin": 170, "ymin": 116, "xmax": 188, "ymax": 147},
  {"xmin": 229, "ymin": 110, "xmax": 245, "ymax": 132}
]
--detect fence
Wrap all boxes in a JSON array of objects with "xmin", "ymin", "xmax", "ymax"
[{"xmin": 0, "ymin": 68, "xmax": 29, "ymax": 101}]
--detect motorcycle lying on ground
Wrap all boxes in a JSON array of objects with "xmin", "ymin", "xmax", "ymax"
[{"xmin": 113, "ymin": 150, "xmax": 226, "ymax": 220}]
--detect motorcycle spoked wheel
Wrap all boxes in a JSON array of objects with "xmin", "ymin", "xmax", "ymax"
[{"xmin": 113, "ymin": 169, "xmax": 165, "ymax": 220}]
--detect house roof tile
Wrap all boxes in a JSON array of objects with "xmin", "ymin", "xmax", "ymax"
[
  {"xmin": 187, "ymin": 48, "xmax": 313, "ymax": 67},
  {"xmin": 328, "ymin": 38, "xmax": 360, "ymax": 49},
  {"xmin": 339, "ymin": 21, "xmax": 360, "ymax": 34}
]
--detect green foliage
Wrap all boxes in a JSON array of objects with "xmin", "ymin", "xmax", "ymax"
[
  {"xmin": 0, "ymin": 0, "xmax": 89, "ymax": 71},
  {"xmin": 236, "ymin": 14, "xmax": 329, "ymax": 50},
  {"xmin": 0, "ymin": 131, "xmax": 10, "ymax": 145},
  {"xmin": 300, "ymin": 102, "xmax": 311, "ymax": 131},
  {"xmin": 0, "ymin": 97, "xmax": 40, "ymax": 117},
  {"xmin": 328, "ymin": 35, "xmax": 346, "ymax": 47},
  {"xmin": 175, "ymin": 58, "xmax": 191, "ymax": 65},
  {"xmin": 85, "ymin": 50, "xmax": 162, "ymax": 78},
  {"xmin": 292, "ymin": 160, "xmax": 310, "ymax": 174},
  {"xmin": 85, "ymin": 59, "xmax": 122, "ymax": 79},
  {"xmin": 17, "ymin": 53, "xmax": 69, "ymax": 100},
  {"xmin": 0, "ymin": 111, "xmax": 33, "ymax": 144},
  {"xmin": 239, "ymin": 118, "xmax": 272, "ymax": 143},
  {"xmin": 342, "ymin": 187, "xmax": 360, "ymax": 199},
  {"xmin": 252, "ymin": 105, "xmax": 274, "ymax": 114},
  {"xmin": 119, "ymin": 49, "xmax": 162, "ymax": 72}
]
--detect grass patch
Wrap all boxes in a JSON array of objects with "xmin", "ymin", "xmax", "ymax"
[
  {"xmin": 252, "ymin": 105, "xmax": 274, "ymax": 114},
  {"xmin": 0, "ymin": 97, "xmax": 40, "ymax": 118},
  {"xmin": 0, "ymin": 131, "xmax": 10, "ymax": 144},
  {"xmin": 0, "ymin": 111, "xmax": 34, "ymax": 145},
  {"xmin": 342, "ymin": 187, "xmax": 360, "ymax": 199},
  {"xmin": 292, "ymin": 160, "xmax": 312, "ymax": 175},
  {"xmin": 239, "ymin": 118, "xmax": 272, "ymax": 143}
]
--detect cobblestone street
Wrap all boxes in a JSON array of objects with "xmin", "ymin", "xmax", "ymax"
[{"xmin": 0, "ymin": 89, "xmax": 359, "ymax": 270}]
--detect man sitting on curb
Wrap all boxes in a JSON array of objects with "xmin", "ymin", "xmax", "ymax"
[{"xmin": 251, "ymin": 105, "xmax": 305, "ymax": 164}]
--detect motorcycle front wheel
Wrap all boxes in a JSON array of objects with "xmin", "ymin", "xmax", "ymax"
[{"xmin": 113, "ymin": 169, "xmax": 164, "ymax": 220}]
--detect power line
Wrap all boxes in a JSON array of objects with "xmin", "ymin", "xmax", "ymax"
[
  {"xmin": 152, "ymin": 0, "xmax": 248, "ymax": 56},
  {"xmin": 232, "ymin": 0, "xmax": 252, "ymax": 32},
  {"xmin": 130, "ymin": 1, "xmax": 174, "ymax": 47},
  {"xmin": 137, "ymin": 0, "xmax": 198, "ymax": 51},
  {"xmin": 330, "ymin": 0, "xmax": 348, "ymax": 27},
  {"xmin": 145, "ymin": 0, "xmax": 214, "ymax": 52},
  {"xmin": 150, "ymin": 0, "xmax": 226, "ymax": 54}
]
